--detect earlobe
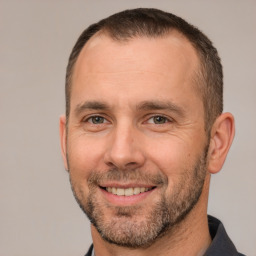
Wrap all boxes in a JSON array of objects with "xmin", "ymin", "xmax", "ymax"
[
  {"xmin": 59, "ymin": 115, "xmax": 68, "ymax": 171},
  {"xmin": 207, "ymin": 112, "xmax": 235, "ymax": 174}
]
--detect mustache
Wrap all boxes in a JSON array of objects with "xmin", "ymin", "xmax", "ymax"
[{"xmin": 88, "ymin": 168, "xmax": 167, "ymax": 186}]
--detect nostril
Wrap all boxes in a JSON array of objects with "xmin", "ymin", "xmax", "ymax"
[
  {"xmin": 126, "ymin": 162, "xmax": 138, "ymax": 167},
  {"xmin": 105, "ymin": 161, "xmax": 116, "ymax": 168}
]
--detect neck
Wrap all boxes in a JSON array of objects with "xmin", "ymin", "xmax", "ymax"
[{"xmin": 92, "ymin": 176, "xmax": 211, "ymax": 256}]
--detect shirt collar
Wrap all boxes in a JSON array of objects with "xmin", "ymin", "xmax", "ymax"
[{"xmin": 204, "ymin": 215, "xmax": 242, "ymax": 256}]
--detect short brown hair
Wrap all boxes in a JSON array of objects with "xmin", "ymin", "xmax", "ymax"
[{"xmin": 65, "ymin": 8, "xmax": 223, "ymax": 131}]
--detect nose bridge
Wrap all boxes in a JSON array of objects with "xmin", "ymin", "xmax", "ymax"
[{"xmin": 104, "ymin": 120, "xmax": 145, "ymax": 169}]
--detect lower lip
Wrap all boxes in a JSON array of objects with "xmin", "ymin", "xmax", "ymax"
[{"xmin": 100, "ymin": 188, "xmax": 156, "ymax": 206}]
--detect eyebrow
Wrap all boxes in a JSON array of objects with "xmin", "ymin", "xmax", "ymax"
[
  {"xmin": 136, "ymin": 100, "xmax": 185, "ymax": 116},
  {"xmin": 74, "ymin": 100, "xmax": 110, "ymax": 116},
  {"xmin": 74, "ymin": 100, "xmax": 185, "ymax": 117}
]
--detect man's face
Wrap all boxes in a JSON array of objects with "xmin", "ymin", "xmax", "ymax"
[{"xmin": 61, "ymin": 33, "xmax": 210, "ymax": 247}]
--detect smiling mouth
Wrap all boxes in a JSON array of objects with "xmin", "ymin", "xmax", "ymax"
[{"xmin": 101, "ymin": 186, "xmax": 156, "ymax": 196}]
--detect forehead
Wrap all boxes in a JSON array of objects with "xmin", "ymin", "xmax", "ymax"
[
  {"xmin": 71, "ymin": 32, "xmax": 202, "ymax": 111},
  {"xmin": 73, "ymin": 31, "xmax": 199, "ymax": 78}
]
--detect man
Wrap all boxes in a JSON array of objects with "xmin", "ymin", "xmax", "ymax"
[{"xmin": 60, "ymin": 8, "xmax": 244, "ymax": 256}]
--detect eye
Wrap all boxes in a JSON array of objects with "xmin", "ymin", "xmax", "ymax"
[
  {"xmin": 87, "ymin": 116, "xmax": 107, "ymax": 124},
  {"xmin": 147, "ymin": 116, "xmax": 170, "ymax": 124}
]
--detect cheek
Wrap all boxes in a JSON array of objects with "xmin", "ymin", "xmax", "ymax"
[
  {"xmin": 148, "ymin": 139, "xmax": 191, "ymax": 170},
  {"xmin": 145, "ymin": 136, "xmax": 201, "ymax": 189},
  {"xmin": 67, "ymin": 135, "xmax": 106, "ymax": 179}
]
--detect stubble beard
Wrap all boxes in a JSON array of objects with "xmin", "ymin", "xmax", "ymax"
[{"xmin": 69, "ymin": 148, "xmax": 208, "ymax": 249}]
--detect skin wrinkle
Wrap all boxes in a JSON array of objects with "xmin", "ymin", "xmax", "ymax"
[{"xmin": 74, "ymin": 100, "xmax": 187, "ymax": 122}]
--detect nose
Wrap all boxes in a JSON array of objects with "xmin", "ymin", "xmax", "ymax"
[{"xmin": 103, "ymin": 124, "xmax": 146, "ymax": 170}]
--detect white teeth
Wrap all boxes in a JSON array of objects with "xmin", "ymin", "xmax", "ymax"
[
  {"xmin": 106, "ymin": 187, "xmax": 152, "ymax": 196},
  {"xmin": 124, "ymin": 188, "xmax": 133, "ymax": 196},
  {"xmin": 133, "ymin": 187, "xmax": 141, "ymax": 195},
  {"xmin": 112, "ymin": 187, "xmax": 117, "ymax": 195},
  {"xmin": 116, "ymin": 188, "xmax": 125, "ymax": 196}
]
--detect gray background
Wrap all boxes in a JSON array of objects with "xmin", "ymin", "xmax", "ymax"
[{"xmin": 1, "ymin": 1, "xmax": 255, "ymax": 255}]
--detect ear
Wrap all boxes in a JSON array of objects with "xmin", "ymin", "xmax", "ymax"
[
  {"xmin": 59, "ymin": 115, "xmax": 68, "ymax": 171},
  {"xmin": 207, "ymin": 112, "xmax": 235, "ymax": 174}
]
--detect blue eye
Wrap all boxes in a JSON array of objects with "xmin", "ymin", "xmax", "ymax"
[
  {"xmin": 148, "ymin": 116, "xmax": 169, "ymax": 124},
  {"xmin": 88, "ymin": 116, "xmax": 106, "ymax": 124}
]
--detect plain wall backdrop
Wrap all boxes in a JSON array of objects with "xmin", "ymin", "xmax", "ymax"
[{"xmin": 1, "ymin": 0, "xmax": 255, "ymax": 255}]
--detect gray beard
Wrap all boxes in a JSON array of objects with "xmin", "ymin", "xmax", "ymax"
[{"xmin": 69, "ymin": 147, "xmax": 208, "ymax": 249}]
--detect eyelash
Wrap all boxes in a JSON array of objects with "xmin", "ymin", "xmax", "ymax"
[
  {"xmin": 146, "ymin": 115, "xmax": 172, "ymax": 125},
  {"xmin": 84, "ymin": 115, "xmax": 109, "ymax": 124},
  {"xmin": 83, "ymin": 114, "xmax": 172, "ymax": 125}
]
